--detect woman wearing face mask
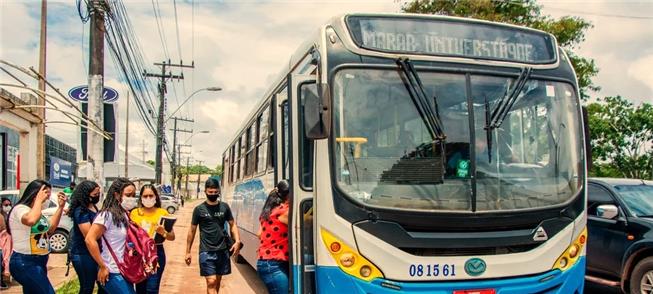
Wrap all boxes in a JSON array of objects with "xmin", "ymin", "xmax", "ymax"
[
  {"xmin": 130, "ymin": 184, "xmax": 175, "ymax": 294},
  {"xmin": 0, "ymin": 197, "xmax": 12, "ymax": 289},
  {"xmin": 67, "ymin": 180, "xmax": 105, "ymax": 294},
  {"xmin": 85, "ymin": 178, "xmax": 137, "ymax": 294},
  {"xmin": 7, "ymin": 179, "xmax": 67, "ymax": 293}
]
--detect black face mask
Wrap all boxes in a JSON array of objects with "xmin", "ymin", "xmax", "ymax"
[
  {"xmin": 89, "ymin": 196, "xmax": 100, "ymax": 204},
  {"xmin": 206, "ymin": 193, "xmax": 220, "ymax": 202}
]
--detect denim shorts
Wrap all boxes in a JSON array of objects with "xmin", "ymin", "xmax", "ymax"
[{"xmin": 199, "ymin": 250, "xmax": 231, "ymax": 276}]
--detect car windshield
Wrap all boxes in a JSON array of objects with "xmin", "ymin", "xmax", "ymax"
[
  {"xmin": 615, "ymin": 185, "xmax": 653, "ymax": 217},
  {"xmin": 332, "ymin": 68, "xmax": 584, "ymax": 212}
]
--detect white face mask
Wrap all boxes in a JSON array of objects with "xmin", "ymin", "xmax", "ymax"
[
  {"xmin": 2, "ymin": 206, "xmax": 10, "ymax": 213},
  {"xmin": 142, "ymin": 198, "xmax": 156, "ymax": 208}
]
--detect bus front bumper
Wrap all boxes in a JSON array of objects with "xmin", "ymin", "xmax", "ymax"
[{"xmin": 315, "ymin": 256, "xmax": 585, "ymax": 294}]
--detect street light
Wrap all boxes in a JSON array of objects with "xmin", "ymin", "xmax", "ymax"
[{"xmin": 165, "ymin": 87, "xmax": 221, "ymax": 123}]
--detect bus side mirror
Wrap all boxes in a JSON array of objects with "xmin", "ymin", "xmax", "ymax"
[
  {"xmin": 582, "ymin": 106, "xmax": 592, "ymax": 172},
  {"xmin": 303, "ymin": 83, "xmax": 331, "ymax": 140}
]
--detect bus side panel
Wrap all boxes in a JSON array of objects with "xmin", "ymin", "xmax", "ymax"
[{"xmin": 226, "ymin": 174, "xmax": 275, "ymax": 268}]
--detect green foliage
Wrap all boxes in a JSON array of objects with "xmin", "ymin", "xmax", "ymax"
[
  {"xmin": 587, "ymin": 96, "xmax": 653, "ymax": 179},
  {"xmin": 146, "ymin": 160, "xmax": 155, "ymax": 166},
  {"xmin": 401, "ymin": 0, "xmax": 599, "ymax": 99},
  {"xmin": 56, "ymin": 278, "xmax": 86, "ymax": 294},
  {"xmin": 211, "ymin": 165, "xmax": 223, "ymax": 177},
  {"xmin": 180, "ymin": 164, "xmax": 214, "ymax": 175}
]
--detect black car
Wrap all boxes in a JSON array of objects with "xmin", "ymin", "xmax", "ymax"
[{"xmin": 587, "ymin": 178, "xmax": 653, "ymax": 293}]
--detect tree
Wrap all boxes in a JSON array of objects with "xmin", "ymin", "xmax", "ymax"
[
  {"xmin": 179, "ymin": 164, "xmax": 213, "ymax": 175},
  {"xmin": 402, "ymin": 0, "xmax": 599, "ymax": 100},
  {"xmin": 587, "ymin": 96, "xmax": 653, "ymax": 179},
  {"xmin": 211, "ymin": 165, "xmax": 223, "ymax": 177}
]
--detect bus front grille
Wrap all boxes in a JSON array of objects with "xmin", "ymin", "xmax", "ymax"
[{"xmin": 400, "ymin": 243, "xmax": 540, "ymax": 256}]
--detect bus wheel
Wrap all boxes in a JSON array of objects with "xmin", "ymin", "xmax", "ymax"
[{"xmin": 630, "ymin": 256, "xmax": 653, "ymax": 294}]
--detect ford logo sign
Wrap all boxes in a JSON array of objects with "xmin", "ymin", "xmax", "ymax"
[{"xmin": 68, "ymin": 86, "xmax": 119, "ymax": 103}]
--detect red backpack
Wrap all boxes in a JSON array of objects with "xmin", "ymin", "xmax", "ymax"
[{"xmin": 103, "ymin": 215, "xmax": 158, "ymax": 284}]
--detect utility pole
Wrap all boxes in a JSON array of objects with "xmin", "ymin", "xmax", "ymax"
[
  {"xmin": 196, "ymin": 160, "xmax": 203, "ymax": 199},
  {"xmin": 141, "ymin": 140, "xmax": 148, "ymax": 164},
  {"xmin": 169, "ymin": 117, "xmax": 193, "ymax": 192},
  {"xmin": 124, "ymin": 91, "xmax": 129, "ymax": 178},
  {"xmin": 143, "ymin": 61, "xmax": 194, "ymax": 185},
  {"xmin": 176, "ymin": 144, "xmax": 190, "ymax": 192},
  {"xmin": 184, "ymin": 157, "xmax": 190, "ymax": 197},
  {"xmin": 36, "ymin": 0, "xmax": 47, "ymax": 179},
  {"xmin": 88, "ymin": 0, "xmax": 105, "ymax": 190}
]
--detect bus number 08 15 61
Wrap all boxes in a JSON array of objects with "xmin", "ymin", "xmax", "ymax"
[{"xmin": 409, "ymin": 264, "xmax": 456, "ymax": 277}]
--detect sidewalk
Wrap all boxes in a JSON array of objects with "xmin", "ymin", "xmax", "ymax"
[{"xmin": 159, "ymin": 199, "xmax": 267, "ymax": 294}]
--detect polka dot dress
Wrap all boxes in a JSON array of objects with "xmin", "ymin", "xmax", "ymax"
[{"xmin": 258, "ymin": 203, "xmax": 290, "ymax": 261}]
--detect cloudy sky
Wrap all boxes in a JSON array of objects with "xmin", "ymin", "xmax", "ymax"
[{"xmin": 1, "ymin": 0, "xmax": 652, "ymax": 175}]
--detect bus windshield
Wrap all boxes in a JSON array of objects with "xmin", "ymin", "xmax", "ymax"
[{"xmin": 332, "ymin": 68, "xmax": 584, "ymax": 212}]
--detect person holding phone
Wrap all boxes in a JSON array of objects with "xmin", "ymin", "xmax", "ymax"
[
  {"xmin": 130, "ymin": 184, "xmax": 175, "ymax": 294},
  {"xmin": 7, "ymin": 179, "xmax": 66, "ymax": 294},
  {"xmin": 185, "ymin": 178, "xmax": 240, "ymax": 294}
]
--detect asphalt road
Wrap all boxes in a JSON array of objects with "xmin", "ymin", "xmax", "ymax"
[{"xmin": 585, "ymin": 280, "xmax": 622, "ymax": 294}]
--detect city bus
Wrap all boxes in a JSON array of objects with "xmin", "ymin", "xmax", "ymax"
[{"xmin": 221, "ymin": 13, "xmax": 588, "ymax": 293}]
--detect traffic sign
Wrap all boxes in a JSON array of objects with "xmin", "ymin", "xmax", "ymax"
[{"xmin": 68, "ymin": 85, "xmax": 119, "ymax": 103}]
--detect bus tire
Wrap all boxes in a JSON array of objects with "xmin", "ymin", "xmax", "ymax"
[{"xmin": 629, "ymin": 256, "xmax": 653, "ymax": 294}]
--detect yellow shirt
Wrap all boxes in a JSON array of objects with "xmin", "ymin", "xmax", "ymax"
[{"xmin": 130, "ymin": 208, "xmax": 168, "ymax": 241}]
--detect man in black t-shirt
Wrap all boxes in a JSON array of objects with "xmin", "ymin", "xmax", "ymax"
[{"xmin": 185, "ymin": 178, "xmax": 241, "ymax": 294}]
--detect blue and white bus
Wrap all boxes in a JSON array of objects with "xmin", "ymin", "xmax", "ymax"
[{"xmin": 221, "ymin": 13, "xmax": 588, "ymax": 293}]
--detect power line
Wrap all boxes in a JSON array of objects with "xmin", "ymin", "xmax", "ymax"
[
  {"xmin": 151, "ymin": 0, "xmax": 170, "ymax": 60},
  {"xmin": 173, "ymin": 0, "xmax": 184, "ymax": 62},
  {"xmin": 545, "ymin": 6, "xmax": 653, "ymax": 20},
  {"xmin": 495, "ymin": 0, "xmax": 653, "ymax": 20},
  {"xmin": 172, "ymin": 0, "xmax": 189, "ymax": 114},
  {"xmin": 103, "ymin": 0, "xmax": 159, "ymax": 136}
]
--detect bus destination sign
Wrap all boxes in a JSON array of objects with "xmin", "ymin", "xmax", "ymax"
[{"xmin": 346, "ymin": 16, "xmax": 557, "ymax": 64}]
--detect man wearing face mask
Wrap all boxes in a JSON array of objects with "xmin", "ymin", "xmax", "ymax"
[{"xmin": 185, "ymin": 178, "xmax": 241, "ymax": 294}]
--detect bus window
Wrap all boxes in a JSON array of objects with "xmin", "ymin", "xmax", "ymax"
[
  {"xmin": 300, "ymin": 199, "xmax": 315, "ymax": 293},
  {"xmin": 230, "ymin": 145, "xmax": 236, "ymax": 183},
  {"xmin": 282, "ymin": 101, "xmax": 290, "ymax": 180},
  {"xmin": 257, "ymin": 107, "xmax": 269, "ymax": 173},
  {"xmin": 236, "ymin": 138, "xmax": 242, "ymax": 181},
  {"xmin": 299, "ymin": 83, "xmax": 316, "ymax": 189}
]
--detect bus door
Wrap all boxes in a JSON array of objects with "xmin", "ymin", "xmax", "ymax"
[{"xmin": 289, "ymin": 74, "xmax": 317, "ymax": 294}]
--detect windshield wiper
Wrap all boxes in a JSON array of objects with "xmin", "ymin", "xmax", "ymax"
[
  {"xmin": 483, "ymin": 67, "xmax": 532, "ymax": 162},
  {"xmin": 396, "ymin": 58, "xmax": 446, "ymax": 141}
]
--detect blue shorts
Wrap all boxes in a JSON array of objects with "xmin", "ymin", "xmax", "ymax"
[{"xmin": 199, "ymin": 250, "xmax": 231, "ymax": 276}]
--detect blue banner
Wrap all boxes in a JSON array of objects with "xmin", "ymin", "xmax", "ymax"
[{"xmin": 50, "ymin": 156, "xmax": 73, "ymax": 187}]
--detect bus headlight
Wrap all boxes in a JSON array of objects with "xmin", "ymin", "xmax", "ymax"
[
  {"xmin": 321, "ymin": 228, "xmax": 384, "ymax": 281},
  {"xmin": 552, "ymin": 228, "xmax": 587, "ymax": 271}
]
